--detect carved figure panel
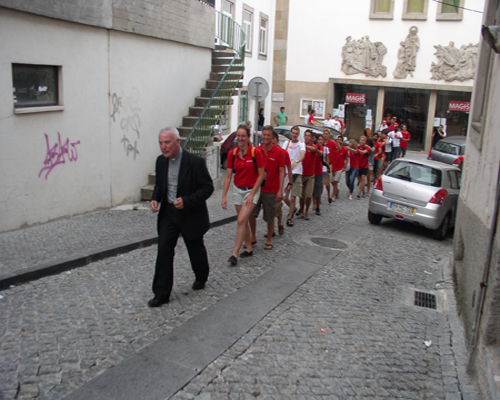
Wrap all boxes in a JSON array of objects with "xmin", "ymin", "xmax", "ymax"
[
  {"xmin": 430, "ymin": 42, "xmax": 479, "ymax": 82},
  {"xmin": 393, "ymin": 26, "xmax": 420, "ymax": 79},
  {"xmin": 341, "ymin": 36, "xmax": 388, "ymax": 78}
]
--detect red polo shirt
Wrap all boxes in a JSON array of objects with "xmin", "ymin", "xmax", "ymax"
[
  {"xmin": 331, "ymin": 145, "xmax": 348, "ymax": 172},
  {"xmin": 259, "ymin": 144, "xmax": 285, "ymax": 194},
  {"xmin": 302, "ymin": 144, "xmax": 317, "ymax": 176},
  {"xmin": 400, "ymin": 131, "xmax": 411, "ymax": 149},
  {"xmin": 226, "ymin": 145, "xmax": 264, "ymax": 188},
  {"xmin": 358, "ymin": 145, "xmax": 371, "ymax": 169}
]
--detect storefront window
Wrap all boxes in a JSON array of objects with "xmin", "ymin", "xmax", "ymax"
[
  {"xmin": 435, "ymin": 91, "xmax": 471, "ymax": 137},
  {"xmin": 334, "ymin": 84, "xmax": 378, "ymax": 140},
  {"xmin": 384, "ymin": 87, "xmax": 429, "ymax": 150}
]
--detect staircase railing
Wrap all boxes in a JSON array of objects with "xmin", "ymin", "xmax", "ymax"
[{"xmin": 182, "ymin": 11, "xmax": 246, "ymax": 155}]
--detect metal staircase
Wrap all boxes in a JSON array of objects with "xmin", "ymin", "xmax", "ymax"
[
  {"xmin": 140, "ymin": 11, "xmax": 245, "ymax": 200},
  {"xmin": 181, "ymin": 11, "xmax": 246, "ymax": 155}
]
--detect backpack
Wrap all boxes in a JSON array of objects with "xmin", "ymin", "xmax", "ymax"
[{"xmin": 232, "ymin": 146, "xmax": 266, "ymax": 187}]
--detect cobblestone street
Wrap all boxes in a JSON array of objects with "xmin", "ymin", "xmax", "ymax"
[{"xmin": 0, "ymin": 177, "xmax": 480, "ymax": 399}]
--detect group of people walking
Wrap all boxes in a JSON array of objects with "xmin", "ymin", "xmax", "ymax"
[{"xmin": 146, "ymin": 117, "xmax": 411, "ymax": 307}]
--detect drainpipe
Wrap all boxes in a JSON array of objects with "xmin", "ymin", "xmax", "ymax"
[{"xmin": 470, "ymin": 160, "xmax": 500, "ymax": 350}]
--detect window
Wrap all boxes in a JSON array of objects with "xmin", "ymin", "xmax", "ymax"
[
  {"xmin": 403, "ymin": 0, "xmax": 428, "ymax": 20},
  {"xmin": 222, "ymin": 0, "xmax": 233, "ymax": 16},
  {"xmin": 436, "ymin": 0, "xmax": 464, "ymax": 20},
  {"xmin": 240, "ymin": 90, "xmax": 248, "ymax": 124},
  {"xmin": 386, "ymin": 161, "xmax": 442, "ymax": 187},
  {"xmin": 300, "ymin": 99, "xmax": 326, "ymax": 120},
  {"xmin": 259, "ymin": 14, "xmax": 268, "ymax": 58},
  {"xmin": 12, "ymin": 64, "xmax": 63, "ymax": 113},
  {"xmin": 448, "ymin": 171, "xmax": 459, "ymax": 189},
  {"xmin": 242, "ymin": 6, "xmax": 253, "ymax": 54},
  {"xmin": 370, "ymin": 0, "xmax": 394, "ymax": 19}
]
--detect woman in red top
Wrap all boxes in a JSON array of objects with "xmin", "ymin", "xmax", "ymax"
[
  {"xmin": 346, "ymin": 139, "xmax": 359, "ymax": 200},
  {"xmin": 222, "ymin": 124, "xmax": 265, "ymax": 265}
]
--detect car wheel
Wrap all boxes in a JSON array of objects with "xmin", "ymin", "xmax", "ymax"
[
  {"xmin": 432, "ymin": 213, "xmax": 451, "ymax": 241},
  {"xmin": 368, "ymin": 210, "xmax": 383, "ymax": 225}
]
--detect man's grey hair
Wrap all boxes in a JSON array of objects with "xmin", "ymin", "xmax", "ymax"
[{"xmin": 159, "ymin": 126, "xmax": 180, "ymax": 140}]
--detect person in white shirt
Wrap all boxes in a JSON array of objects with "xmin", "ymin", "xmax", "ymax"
[
  {"xmin": 389, "ymin": 126, "xmax": 403, "ymax": 159},
  {"xmin": 323, "ymin": 113, "xmax": 335, "ymax": 128},
  {"xmin": 331, "ymin": 115, "xmax": 342, "ymax": 132},
  {"xmin": 282, "ymin": 126, "xmax": 305, "ymax": 227}
]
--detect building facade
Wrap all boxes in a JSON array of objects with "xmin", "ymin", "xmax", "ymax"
[
  {"xmin": 452, "ymin": 0, "xmax": 500, "ymax": 397},
  {"xmin": 214, "ymin": 0, "xmax": 275, "ymax": 135},
  {"xmin": 0, "ymin": 0, "xmax": 215, "ymax": 232},
  {"xmin": 272, "ymin": 0, "xmax": 484, "ymax": 151}
]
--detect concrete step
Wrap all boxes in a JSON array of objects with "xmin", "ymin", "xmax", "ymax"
[
  {"xmin": 148, "ymin": 172, "xmax": 155, "ymax": 185},
  {"xmin": 194, "ymin": 97, "xmax": 233, "ymax": 108},
  {"xmin": 201, "ymin": 87, "xmax": 236, "ymax": 98},
  {"xmin": 205, "ymin": 79, "xmax": 242, "ymax": 89},
  {"xmin": 210, "ymin": 72, "xmax": 243, "ymax": 81},
  {"xmin": 211, "ymin": 64, "xmax": 244, "ymax": 73},
  {"xmin": 212, "ymin": 50, "xmax": 236, "ymax": 58},
  {"xmin": 140, "ymin": 184, "xmax": 154, "ymax": 201},
  {"xmin": 178, "ymin": 126, "xmax": 192, "ymax": 138},
  {"xmin": 215, "ymin": 44, "xmax": 232, "ymax": 51}
]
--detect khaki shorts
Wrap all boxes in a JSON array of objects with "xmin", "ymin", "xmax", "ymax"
[
  {"xmin": 251, "ymin": 192, "xmax": 278, "ymax": 222},
  {"xmin": 301, "ymin": 175, "xmax": 315, "ymax": 199},
  {"xmin": 323, "ymin": 171, "xmax": 331, "ymax": 186},
  {"xmin": 331, "ymin": 169, "xmax": 343, "ymax": 182},
  {"xmin": 290, "ymin": 174, "xmax": 302, "ymax": 198},
  {"xmin": 233, "ymin": 185, "xmax": 260, "ymax": 206}
]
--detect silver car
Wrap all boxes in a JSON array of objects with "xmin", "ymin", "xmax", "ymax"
[
  {"xmin": 429, "ymin": 136, "xmax": 466, "ymax": 169},
  {"xmin": 368, "ymin": 158, "xmax": 461, "ymax": 240}
]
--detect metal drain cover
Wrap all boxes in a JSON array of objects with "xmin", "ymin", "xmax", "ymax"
[
  {"xmin": 414, "ymin": 291, "xmax": 437, "ymax": 309},
  {"xmin": 311, "ymin": 237, "xmax": 348, "ymax": 249}
]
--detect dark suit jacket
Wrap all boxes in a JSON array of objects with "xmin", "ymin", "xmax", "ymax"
[{"xmin": 151, "ymin": 150, "xmax": 214, "ymax": 240}]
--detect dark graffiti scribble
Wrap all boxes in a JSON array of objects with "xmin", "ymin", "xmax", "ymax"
[{"xmin": 39, "ymin": 132, "xmax": 81, "ymax": 180}]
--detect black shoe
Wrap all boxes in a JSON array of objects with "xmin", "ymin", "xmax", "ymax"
[
  {"xmin": 192, "ymin": 281, "xmax": 206, "ymax": 290},
  {"xmin": 240, "ymin": 250, "xmax": 253, "ymax": 257},
  {"xmin": 328, "ymin": 198, "xmax": 333, "ymax": 204},
  {"xmin": 316, "ymin": 208, "xmax": 321, "ymax": 216},
  {"xmin": 356, "ymin": 194, "xmax": 361, "ymax": 199},
  {"xmin": 228, "ymin": 255, "xmax": 238, "ymax": 265},
  {"xmin": 147, "ymin": 296, "xmax": 169, "ymax": 307}
]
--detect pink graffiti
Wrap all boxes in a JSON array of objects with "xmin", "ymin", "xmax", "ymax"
[{"xmin": 38, "ymin": 132, "xmax": 81, "ymax": 180}]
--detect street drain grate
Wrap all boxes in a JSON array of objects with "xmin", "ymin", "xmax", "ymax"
[
  {"xmin": 414, "ymin": 291, "xmax": 437, "ymax": 309},
  {"xmin": 310, "ymin": 237, "xmax": 348, "ymax": 249}
]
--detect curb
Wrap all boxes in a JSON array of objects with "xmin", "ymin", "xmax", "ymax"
[{"xmin": 0, "ymin": 215, "xmax": 238, "ymax": 291}]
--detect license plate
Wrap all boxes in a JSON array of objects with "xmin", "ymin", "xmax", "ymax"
[{"xmin": 389, "ymin": 202, "xmax": 414, "ymax": 214}]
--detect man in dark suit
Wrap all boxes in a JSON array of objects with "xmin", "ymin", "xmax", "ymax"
[{"xmin": 148, "ymin": 127, "xmax": 214, "ymax": 307}]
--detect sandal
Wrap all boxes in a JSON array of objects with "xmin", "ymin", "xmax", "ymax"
[
  {"xmin": 264, "ymin": 243, "xmax": 273, "ymax": 250},
  {"xmin": 240, "ymin": 250, "xmax": 253, "ymax": 257},
  {"xmin": 228, "ymin": 255, "xmax": 237, "ymax": 265},
  {"xmin": 297, "ymin": 214, "xmax": 304, "ymax": 219},
  {"xmin": 286, "ymin": 218, "xmax": 294, "ymax": 227},
  {"xmin": 278, "ymin": 225, "xmax": 284, "ymax": 235},
  {"xmin": 304, "ymin": 215, "xmax": 310, "ymax": 220}
]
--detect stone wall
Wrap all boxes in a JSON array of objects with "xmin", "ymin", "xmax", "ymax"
[{"xmin": 0, "ymin": 0, "xmax": 214, "ymax": 49}]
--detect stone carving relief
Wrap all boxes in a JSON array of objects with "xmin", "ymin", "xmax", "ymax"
[
  {"xmin": 341, "ymin": 36, "xmax": 388, "ymax": 78},
  {"xmin": 430, "ymin": 42, "xmax": 479, "ymax": 82},
  {"xmin": 393, "ymin": 26, "xmax": 420, "ymax": 79}
]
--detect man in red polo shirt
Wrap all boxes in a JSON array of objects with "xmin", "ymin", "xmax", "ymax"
[
  {"xmin": 357, "ymin": 136, "xmax": 371, "ymax": 198},
  {"xmin": 298, "ymin": 130, "xmax": 321, "ymax": 219},
  {"xmin": 249, "ymin": 126, "xmax": 285, "ymax": 250},
  {"xmin": 330, "ymin": 135, "xmax": 348, "ymax": 202}
]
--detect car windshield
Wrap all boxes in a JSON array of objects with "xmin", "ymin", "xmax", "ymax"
[
  {"xmin": 434, "ymin": 141, "xmax": 459, "ymax": 155},
  {"xmin": 386, "ymin": 161, "xmax": 442, "ymax": 187}
]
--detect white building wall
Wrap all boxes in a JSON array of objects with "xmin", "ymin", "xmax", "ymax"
[
  {"xmin": 286, "ymin": 0, "xmax": 484, "ymax": 87},
  {"xmin": 108, "ymin": 30, "xmax": 211, "ymax": 205},
  {"xmin": 215, "ymin": 0, "xmax": 275, "ymax": 133},
  {"xmin": 0, "ymin": 8, "xmax": 212, "ymax": 232}
]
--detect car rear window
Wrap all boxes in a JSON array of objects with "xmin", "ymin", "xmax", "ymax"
[
  {"xmin": 386, "ymin": 161, "xmax": 442, "ymax": 187},
  {"xmin": 434, "ymin": 141, "xmax": 459, "ymax": 155}
]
